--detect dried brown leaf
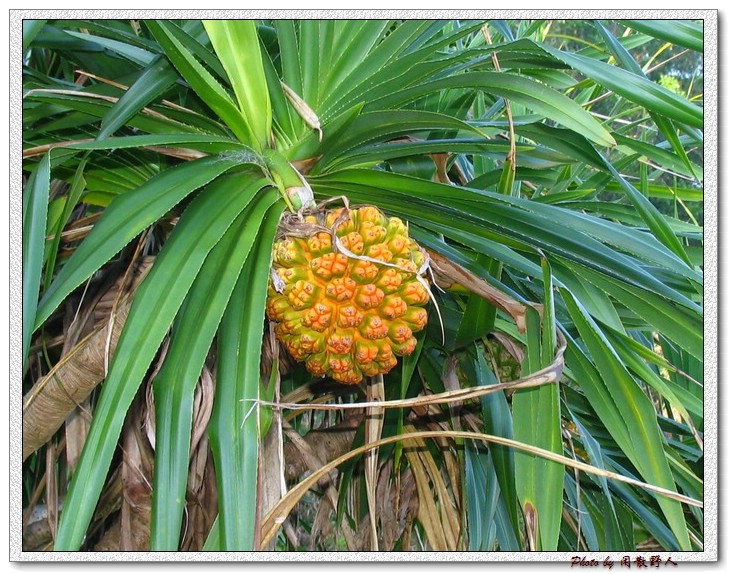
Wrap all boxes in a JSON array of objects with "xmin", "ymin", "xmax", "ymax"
[
  {"xmin": 45, "ymin": 442, "xmax": 59, "ymax": 543},
  {"xmin": 364, "ymin": 375, "xmax": 384, "ymax": 550},
  {"xmin": 280, "ymin": 419, "xmax": 357, "ymax": 550},
  {"xmin": 120, "ymin": 394, "xmax": 153, "ymax": 551},
  {"xmin": 404, "ymin": 440, "xmax": 447, "ymax": 550},
  {"xmin": 259, "ymin": 429, "xmax": 701, "ymax": 548},
  {"xmin": 23, "ymin": 257, "xmax": 154, "ymax": 461},
  {"xmin": 428, "ymin": 248, "xmax": 532, "ymax": 332}
]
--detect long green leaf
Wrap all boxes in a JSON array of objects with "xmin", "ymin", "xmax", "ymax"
[
  {"xmin": 561, "ymin": 289, "xmax": 691, "ymax": 551},
  {"xmin": 469, "ymin": 346, "xmax": 520, "ymax": 539},
  {"xmin": 613, "ymin": 133, "xmax": 702, "ymax": 180},
  {"xmin": 36, "ymin": 133, "xmax": 251, "ymax": 154},
  {"xmin": 465, "ymin": 444, "xmax": 499, "ymax": 551},
  {"xmin": 552, "ymin": 260, "xmax": 624, "ymax": 332},
  {"xmin": 163, "ymin": 20, "xmax": 229, "ymax": 80},
  {"xmin": 209, "ymin": 202, "xmax": 284, "ymax": 550},
  {"xmin": 604, "ymin": 330, "xmax": 700, "ymax": 428},
  {"xmin": 146, "ymin": 20, "xmax": 255, "ymax": 147},
  {"xmin": 150, "ymin": 185, "xmax": 276, "ymax": 550},
  {"xmin": 513, "ymin": 264, "xmax": 562, "ymax": 550},
  {"xmin": 319, "ymin": 110, "xmax": 487, "ymax": 169},
  {"xmin": 286, "ymin": 102, "xmax": 364, "ymax": 162},
  {"xmin": 551, "ymin": 183, "xmax": 702, "ymax": 203},
  {"xmin": 560, "ymin": 202, "xmax": 702, "ymax": 237},
  {"xmin": 259, "ymin": 37, "xmax": 296, "ymax": 142},
  {"xmin": 370, "ymin": 168, "xmax": 697, "ymax": 283},
  {"xmin": 594, "ymin": 20, "xmax": 701, "ymax": 182},
  {"xmin": 537, "ymin": 42, "xmax": 703, "ymax": 129},
  {"xmin": 516, "ymin": 122, "xmax": 610, "ymax": 171},
  {"xmin": 311, "ymin": 171, "xmax": 700, "ymax": 308},
  {"xmin": 323, "ymin": 21, "xmax": 390, "ymax": 97},
  {"xmin": 54, "ymin": 168, "xmax": 266, "ymax": 550},
  {"xmin": 22, "ymin": 19, "xmax": 47, "ymax": 51},
  {"xmin": 568, "ymin": 415, "xmax": 633, "ymax": 550},
  {"xmin": 562, "ymin": 336, "xmax": 632, "ymax": 457},
  {"xmin": 298, "ymin": 21, "xmax": 321, "ymax": 107},
  {"xmin": 567, "ymin": 261, "xmax": 702, "ymax": 359},
  {"xmin": 454, "ymin": 255, "xmax": 500, "ymax": 348},
  {"xmin": 43, "ymin": 157, "xmax": 88, "ymax": 291},
  {"xmin": 204, "ymin": 20, "xmax": 271, "ymax": 149},
  {"xmin": 608, "ymin": 475, "xmax": 680, "ymax": 550},
  {"xmin": 620, "ymin": 20, "xmax": 703, "ymax": 52},
  {"xmin": 98, "ymin": 56, "xmax": 179, "ymax": 140},
  {"xmin": 368, "ymin": 71, "xmax": 616, "ymax": 147},
  {"xmin": 273, "ymin": 20, "xmax": 303, "ymax": 97},
  {"xmin": 22, "ymin": 154, "xmax": 50, "ymax": 371},
  {"xmin": 321, "ymin": 21, "xmax": 431, "ymax": 113},
  {"xmin": 323, "ymin": 21, "xmax": 485, "ymax": 117},
  {"xmin": 50, "ymin": 19, "xmax": 160, "ymax": 52},
  {"xmin": 334, "ymin": 138, "xmax": 515, "ymax": 172},
  {"xmin": 24, "ymin": 90, "xmax": 206, "ymax": 136},
  {"xmin": 517, "ymin": 122, "xmax": 695, "ymax": 267},
  {"xmin": 62, "ymin": 29, "xmax": 156, "ymax": 66},
  {"xmin": 35, "ymin": 156, "xmax": 242, "ymax": 331}
]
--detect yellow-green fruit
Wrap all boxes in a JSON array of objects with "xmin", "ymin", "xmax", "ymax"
[{"xmin": 267, "ymin": 206, "xmax": 429, "ymax": 384}]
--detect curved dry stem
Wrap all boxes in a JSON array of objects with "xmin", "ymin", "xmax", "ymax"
[
  {"xmin": 481, "ymin": 24, "xmax": 516, "ymax": 167},
  {"xmin": 23, "ymin": 88, "xmax": 199, "ymax": 139},
  {"xmin": 253, "ymin": 330, "xmax": 565, "ymax": 413},
  {"xmin": 24, "ymin": 140, "xmax": 209, "ymax": 162},
  {"xmin": 260, "ymin": 429, "xmax": 702, "ymax": 548}
]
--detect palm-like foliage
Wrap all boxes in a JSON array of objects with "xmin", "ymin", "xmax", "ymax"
[{"xmin": 21, "ymin": 19, "xmax": 704, "ymax": 552}]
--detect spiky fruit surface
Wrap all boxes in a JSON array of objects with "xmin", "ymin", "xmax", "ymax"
[{"xmin": 267, "ymin": 206, "xmax": 430, "ymax": 385}]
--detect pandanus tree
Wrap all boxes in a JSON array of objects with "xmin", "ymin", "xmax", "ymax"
[{"xmin": 21, "ymin": 18, "xmax": 704, "ymax": 552}]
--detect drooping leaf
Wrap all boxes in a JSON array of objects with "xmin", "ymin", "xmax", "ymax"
[
  {"xmin": 536, "ymin": 41, "xmax": 703, "ymax": 129},
  {"xmin": 561, "ymin": 290, "xmax": 691, "ymax": 551},
  {"xmin": 150, "ymin": 185, "xmax": 278, "ymax": 550},
  {"xmin": 97, "ymin": 56, "xmax": 179, "ymax": 140},
  {"xmin": 22, "ymin": 19, "xmax": 47, "ymax": 51},
  {"xmin": 209, "ymin": 202, "xmax": 284, "ymax": 550},
  {"xmin": 620, "ymin": 20, "xmax": 703, "ymax": 52},
  {"xmin": 35, "ymin": 155, "xmax": 244, "ymax": 331},
  {"xmin": 54, "ymin": 169, "xmax": 270, "ymax": 550},
  {"xmin": 367, "ymin": 71, "xmax": 616, "ymax": 147}
]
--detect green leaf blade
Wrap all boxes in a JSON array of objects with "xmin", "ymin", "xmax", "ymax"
[
  {"xmin": 54, "ymin": 171, "xmax": 268, "ymax": 551},
  {"xmin": 150, "ymin": 184, "xmax": 277, "ymax": 550},
  {"xmin": 561, "ymin": 289, "xmax": 692, "ymax": 551},
  {"xmin": 23, "ymin": 20, "xmax": 47, "ymax": 51},
  {"xmin": 203, "ymin": 20, "xmax": 271, "ymax": 150},
  {"xmin": 512, "ymin": 306, "xmax": 562, "ymax": 551},
  {"xmin": 209, "ymin": 202, "xmax": 284, "ymax": 550},
  {"xmin": 369, "ymin": 71, "xmax": 616, "ymax": 147},
  {"xmin": 621, "ymin": 20, "xmax": 703, "ymax": 52},
  {"xmin": 35, "ymin": 156, "xmax": 242, "ymax": 332},
  {"xmin": 537, "ymin": 42, "xmax": 703, "ymax": 129},
  {"xmin": 146, "ymin": 20, "xmax": 255, "ymax": 147},
  {"xmin": 22, "ymin": 154, "xmax": 51, "ymax": 371},
  {"xmin": 97, "ymin": 56, "xmax": 179, "ymax": 140}
]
